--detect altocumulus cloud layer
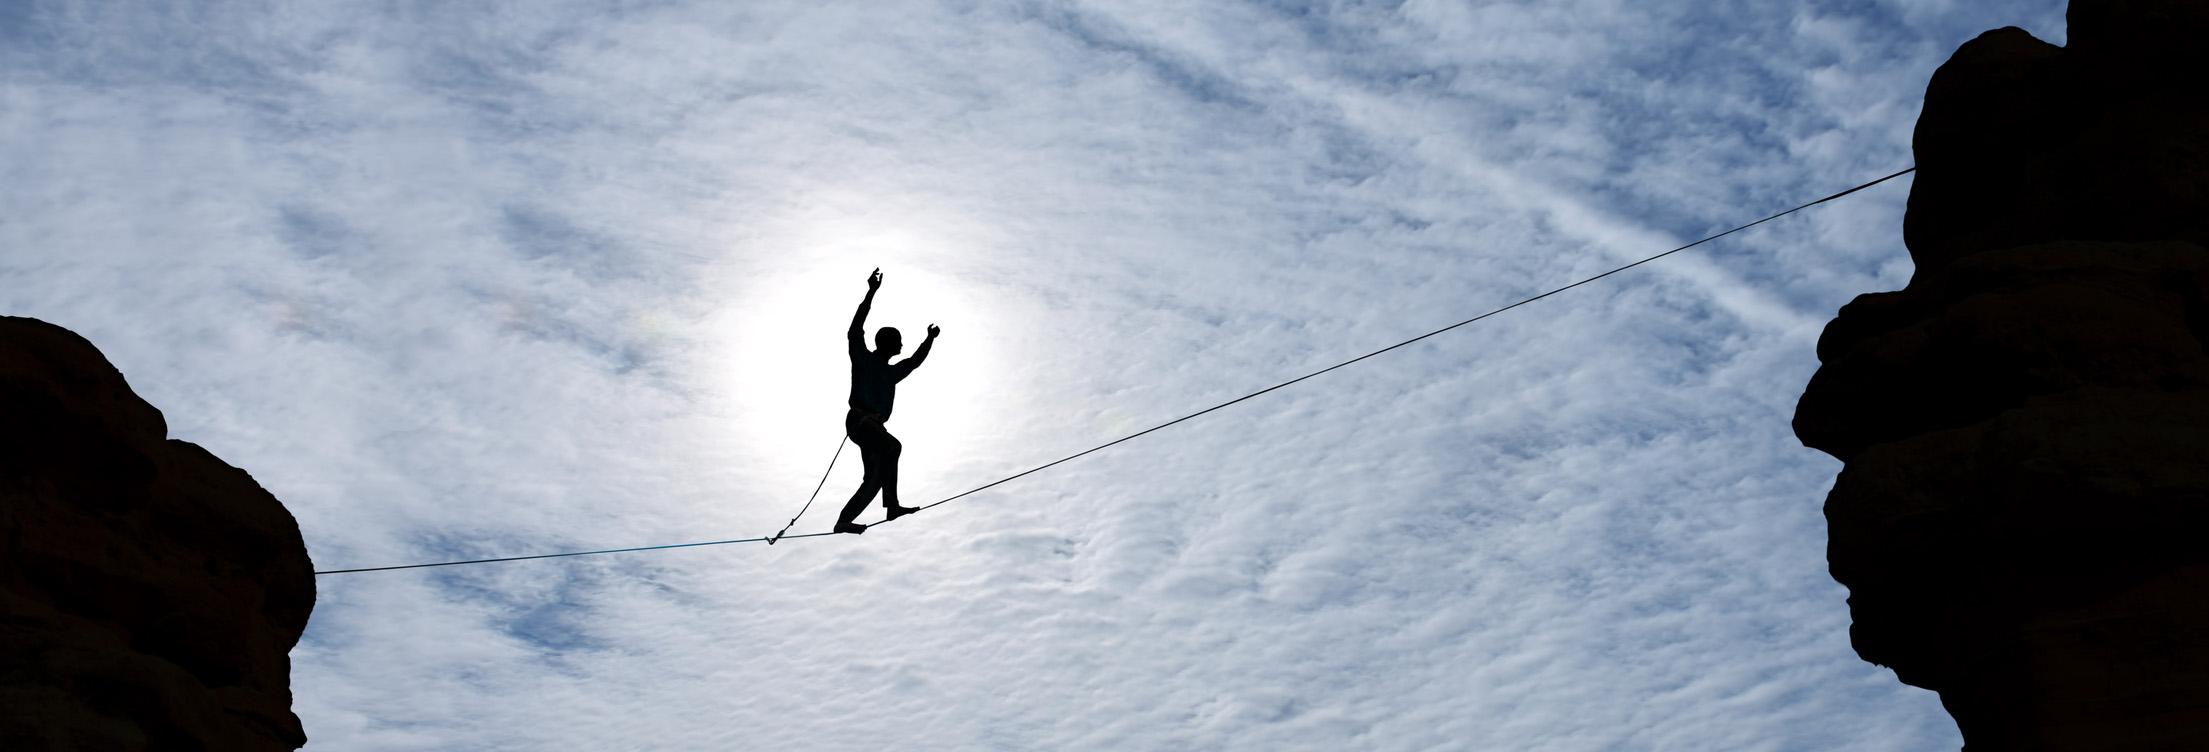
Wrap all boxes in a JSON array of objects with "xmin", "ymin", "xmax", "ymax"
[{"xmin": 3, "ymin": 1, "xmax": 2064, "ymax": 749}]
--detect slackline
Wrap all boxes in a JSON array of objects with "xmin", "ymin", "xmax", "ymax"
[{"xmin": 314, "ymin": 166, "xmax": 1915, "ymax": 576}]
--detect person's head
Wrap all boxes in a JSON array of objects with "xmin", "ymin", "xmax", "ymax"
[{"xmin": 875, "ymin": 327, "xmax": 903, "ymax": 355}]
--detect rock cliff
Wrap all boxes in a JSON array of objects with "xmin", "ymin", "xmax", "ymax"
[
  {"xmin": 0, "ymin": 316, "xmax": 314, "ymax": 750},
  {"xmin": 1795, "ymin": 1, "xmax": 2209, "ymax": 748}
]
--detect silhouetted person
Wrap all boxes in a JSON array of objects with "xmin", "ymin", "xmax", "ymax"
[{"xmin": 835, "ymin": 268, "xmax": 939, "ymax": 535}]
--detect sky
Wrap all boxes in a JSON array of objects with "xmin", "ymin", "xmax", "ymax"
[{"xmin": 2, "ymin": 1, "xmax": 2070, "ymax": 749}]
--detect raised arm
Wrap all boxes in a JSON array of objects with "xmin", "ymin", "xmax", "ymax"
[
  {"xmin": 849, "ymin": 269, "xmax": 881, "ymax": 348},
  {"xmin": 899, "ymin": 323, "xmax": 941, "ymax": 374}
]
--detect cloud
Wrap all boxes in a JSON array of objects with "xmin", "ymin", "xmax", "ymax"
[{"xmin": 2, "ymin": 0, "xmax": 2068, "ymax": 749}]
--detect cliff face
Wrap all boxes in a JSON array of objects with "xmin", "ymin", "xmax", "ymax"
[
  {"xmin": 1903, "ymin": 2, "xmax": 2208, "ymax": 277},
  {"xmin": 0, "ymin": 316, "xmax": 315, "ymax": 751},
  {"xmin": 1796, "ymin": 1, "xmax": 2209, "ymax": 748}
]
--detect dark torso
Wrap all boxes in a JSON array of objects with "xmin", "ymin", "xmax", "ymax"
[{"xmin": 848, "ymin": 348, "xmax": 903, "ymax": 418}]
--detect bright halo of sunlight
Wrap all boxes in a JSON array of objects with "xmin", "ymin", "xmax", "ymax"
[{"xmin": 709, "ymin": 195, "xmax": 1020, "ymax": 519}]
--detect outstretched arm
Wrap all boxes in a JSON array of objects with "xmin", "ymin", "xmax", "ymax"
[
  {"xmin": 849, "ymin": 269, "xmax": 881, "ymax": 348},
  {"xmin": 901, "ymin": 323, "xmax": 941, "ymax": 373}
]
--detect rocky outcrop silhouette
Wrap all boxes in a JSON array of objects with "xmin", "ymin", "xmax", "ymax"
[
  {"xmin": 1796, "ymin": 1, "xmax": 2209, "ymax": 748},
  {"xmin": 1, "ymin": 316, "xmax": 314, "ymax": 750}
]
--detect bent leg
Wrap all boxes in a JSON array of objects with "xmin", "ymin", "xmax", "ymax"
[
  {"xmin": 837, "ymin": 477, "xmax": 882, "ymax": 528},
  {"xmin": 839, "ymin": 410, "xmax": 901, "ymax": 528},
  {"xmin": 877, "ymin": 432, "xmax": 903, "ymax": 507}
]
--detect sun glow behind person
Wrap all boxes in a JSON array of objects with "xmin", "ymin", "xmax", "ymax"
[{"xmin": 711, "ymin": 218, "xmax": 1018, "ymax": 533}]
